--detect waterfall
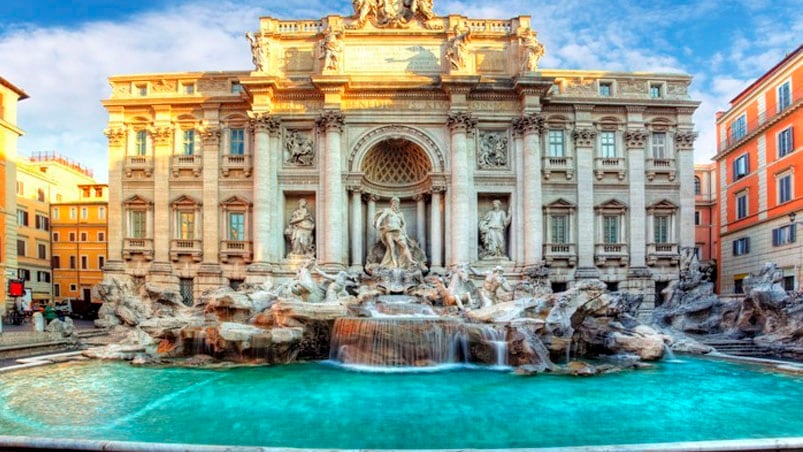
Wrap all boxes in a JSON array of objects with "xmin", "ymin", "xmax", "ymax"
[
  {"xmin": 329, "ymin": 317, "xmax": 467, "ymax": 369},
  {"xmin": 478, "ymin": 324, "xmax": 508, "ymax": 367},
  {"xmin": 663, "ymin": 343, "xmax": 678, "ymax": 362}
]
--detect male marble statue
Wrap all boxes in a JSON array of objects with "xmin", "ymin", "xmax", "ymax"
[
  {"xmin": 479, "ymin": 199, "xmax": 512, "ymax": 258},
  {"xmin": 374, "ymin": 197, "xmax": 416, "ymax": 268},
  {"xmin": 285, "ymin": 198, "xmax": 315, "ymax": 256}
]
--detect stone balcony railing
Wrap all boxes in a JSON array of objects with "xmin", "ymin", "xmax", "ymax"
[
  {"xmin": 543, "ymin": 243, "xmax": 577, "ymax": 266},
  {"xmin": 542, "ymin": 156, "xmax": 574, "ymax": 180},
  {"xmin": 646, "ymin": 158, "xmax": 676, "ymax": 181},
  {"xmin": 220, "ymin": 240, "xmax": 253, "ymax": 263},
  {"xmin": 594, "ymin": 157, "xmax": 626, "ymax": 180},
  {"xmin": 171, "ymin": 154, "xmax": 202, "ymax": 177},
  {"xmin": 594, "ymin": 243, "xmax": 629, "ymax": 266},
  {"xmin": 170, "ymin": 239, "xmax": 202, "ymax": 262},
  {"xmin": 123, "ymin": 238, "xmax": 154, "ymax": 261},
  {"xmin": 221, "ymin": 154, "xmax": 252, "ymax": 177},
  {"xmin": 647, "ymin": 243, "xmax": 680, "ymax": 265},
  {"xmin": 125, "ymin": 155, "xmax": 153, "ymax": 177}
]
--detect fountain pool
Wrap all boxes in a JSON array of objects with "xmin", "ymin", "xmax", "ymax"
[{"xmin": 1, "ymin": 357, "xmax": 802, "ymax": 449}]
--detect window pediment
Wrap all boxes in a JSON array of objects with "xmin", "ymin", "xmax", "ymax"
[
  {"xmin": 170, "ymin": 194, "xmax": 202, "ymax": 209},
  {"xmin": 123, "ymin": 194, "xmax": 152, "ymax": 207},
  {"xmin": 595, "ymin": 199, "xmax": 627, "ymax": 213},
  {"xmin": 220, "ymin": 195, "xmax": 252, "ymax": 208}
]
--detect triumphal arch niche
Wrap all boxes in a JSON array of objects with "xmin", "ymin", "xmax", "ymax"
[{"xmin": 104, "ymin": 0, "xmax": 699, "ymax": 302}]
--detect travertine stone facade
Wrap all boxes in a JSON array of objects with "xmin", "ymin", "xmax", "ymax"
[{"xmin": 103, "ymin": 2, "xmax": 699, "ymax": 305}]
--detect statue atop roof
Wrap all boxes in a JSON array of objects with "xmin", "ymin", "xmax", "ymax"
[{"xmin": 349, "ymin": 0, "xmax": 441, "ymax": 29}]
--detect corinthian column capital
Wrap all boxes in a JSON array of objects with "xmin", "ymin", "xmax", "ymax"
[
  {"xmin": 447, "ymin": 112, "xmax": 477, "ymax": 133},
  {"xmin": 317, "ymin": 110, "xmax": 345, "ymax": 132}
]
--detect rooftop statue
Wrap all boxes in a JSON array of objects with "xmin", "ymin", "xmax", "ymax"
[
  {"xmin": 349, "ymin": 0, "xmax": 441, "ymax": 29},
  {"xmin": 519, "ymin": 28, "xmax": 544, "ymax": 73}
]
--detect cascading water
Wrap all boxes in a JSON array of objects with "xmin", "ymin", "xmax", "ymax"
[
  {"xmin": 477, "ymin": 324, "xmax": 508, "ymax": 367},
  {"xmin": 329, "ymin": 317, "xmax": 468, "ymax": 368}
]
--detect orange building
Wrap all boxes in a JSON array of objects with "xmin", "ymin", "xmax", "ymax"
[
  {"xmin": 694, "ymin": 163, "xmax": 717, "ymax": 267},
  {"xmin": 0, "ymin": 76, "xmax": 28, "ymax": 316},
  {"xmin": 51, "ymin": 184, "xmax": 108, "ymax": 304},
  {"xmin": 714, "ymin": 44, "xmax": 803, "ymax": 294}
]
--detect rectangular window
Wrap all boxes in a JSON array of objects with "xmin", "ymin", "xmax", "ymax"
[
  {"xmin": 179, "ymin": 278, "xmax": 194, "ymax": 306},
  {"xmin": 778, "ymin": 81, "xmax": 791, "ymax": 112},
  {"xmin": 182, "ymin": 130, "xmax": 195, "ymax": 155},
  {"xmin": 98, "ymin": 256, "xmax": 105, "ymax": 269},
  {"xmin": 600, "ymin": 131, "xmax": 616, "ymax": 158},
  {"xmin": 694, "ymin": 211, "xmax": 701, "ymax": 225},
  {"xmin": 52, "ymin": 208, "xmax": 59, "ymax": 220},
  {"xmin": 230, "ymin": 128, "xmax": 245, "ymax": 155},
  {"xmin": 81, "ymin": 255, "xmax": 88, "ymax": 270},
  {"xmin": 229, "ymin": 212, "xmax": 245, "ymax": 241},
  {"xmin": 736, "ymin": 192, "xmax": 748, "ymax": 219},
  {"xmin": 81, "ymin": 207, "xmax": 88, "ymax": 219},
  {"xmin": 52, "ymin": 256, "xmax": 60, "ymax": 268},
  {"xmin": 17, "ymin": 209, "xmax": 29, "ymax": 226},
  {"xmin": 37, "ymin": 271, "xmax": 50, "ymax": 283},
  {"xmin": 35, "ymin": 214, "xmax": 49, "ymax": 231},
  {"xmin": 778, "ymin": 127, "xmax": 794, "ymax": 158},
  {"xmin": 98, "ymin": 232, "xmax": 106, "ymax": 241},
  {"xmin": 547, "ymin": 130, "xmax": 565, "ymax": 157},
  {"xmin": 69, "ymin": 256, "xmax": 76, "ymax": 269},
  {"xmin": 733, "ymin": 237, "xmax": 750, "ymax": 256},
  {"xmin": 603, "ymin": 215, "xmax": 619, "ymax": 243},
  {"xmin": 68, "ymin": 232, "xmax": 76, "ymax": 242},
  {"xmin": 130, "ymin": 211, "xmax": 146, "ymax": 238},
  {"xmin": 70, "ymin": 284, "xmax": 77, "ymax": 292},
  {"xmin": 54, "ymin": 284, "xmax": 60, "ymax": 297},
  {"xmin": 182, "ymin": 83, "xmax": 195, "ymax": 94},
  {"xmin": 69, "ymin": 207, "xmax": 77, "ymax": 219},
  {"xmin": 734, "ymin": 278, "xmax": 744, "ymax": 294},
  {"xmin": 654, "ymin": 215, "xmax": 669, "ymax": 243},
  {"xmin": 179, "ymin": 212, "xmax": 195, "ymax": 240},
  {"xmin": 649, "ymin": 84, "xmax": 662, "ymax": 99},
  {"xmin": 599, "ymin": 82, "xmax": 612, "ymax": 97},
  {"xmin": 772, "ymin": 224, "xmax": 796, "ymax": 246},
  {"xmin": 778, "ymin": 174, "xmax": 793, "ymax": 204},
  {"xmin": 99, "ymin": 207, "xmax": 106, "ymax": 219},
  {"xmin": 17, "ymin": 239, "xmax": 25, "ymax": 257},
  {"xmin": 52, "ymin": 232, "xmax": 59, "ymax": 242},
  {"xmin": 731, "ymin": 114, "xmax": 747, "ymax": 141},
  {"xmin": 80, "ymin": 232, "xmax": 88, "ymax": 242},
  {"xmin": 551, "ymin": 215, "xmax": 568, "ymax": 244},
  {"xmin": 135, "ymin": 130, "xmax": 148, "ymax": 156},
  {"xmin": 231, "ymin": 82, "xmax": 243, "ymax": 94},
  {"xmin": 733, "ymin": 154, "xmax": 749, "ymax": 180},
  {"xmin": 18, "ymin": 269, "xmax": 30, "ymax": 281},
  {"xmin": 16, "ymin": 181, "xmax": 23, "ymax": 195},
  {"xmin": 37, "ymin": 243, "xmax": 47, "ymax": 259},
  {"xmin": 651, "ymin": 132, "xmax": 667, "ymax": 159}
]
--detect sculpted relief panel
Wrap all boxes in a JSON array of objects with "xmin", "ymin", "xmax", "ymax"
[
  {"xmin": 477, "ymin": 131, "xmax": 509, "ymax": 169},
  {"xmin": 284, "ymin": 130, "xmax": 315, "ymax": 166}
]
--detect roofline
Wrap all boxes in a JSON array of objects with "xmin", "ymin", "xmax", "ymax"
[
  {"xmin": 0, "ymin": 76, "xmax": 29, "ymax": 100},
  {"xmin": 729, "ymin": 44, "xmax": 803, "ymax": 105}
]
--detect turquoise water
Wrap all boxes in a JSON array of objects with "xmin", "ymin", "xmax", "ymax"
[{"xmin": 0, "ymin": 357, "xmax": 802, "ymax": 448}]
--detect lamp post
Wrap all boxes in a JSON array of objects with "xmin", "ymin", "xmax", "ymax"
[{"xmin": 789, "ymin": 212, "xmax": 803, "ymax": 292}]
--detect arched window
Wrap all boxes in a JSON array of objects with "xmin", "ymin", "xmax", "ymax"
[{"xmin": 694, "ymin": 176, "xmax": 701, "ymax": 195}]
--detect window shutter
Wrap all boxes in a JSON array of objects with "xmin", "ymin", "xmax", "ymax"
[
  {"xmin": 772, "ymin": 228, "xmax": 779, "ymax": 246},
  {"xmin": 733, "ymin": 240, "xmax": 738, "ymax": 255},
  {"xmin": 745, "ymin": 237, "xmax": 750, "ymax": 253},
  {"xmin": 792, "ymin": 224, "xmax": 797, "ymax": 243},
  {"xmin": 745, "ymin": 156, "xmax": 750, "ymax": 173},
  {"xmin": 732, "ymin": 160, "xmax": 737, "ymax": 180}
]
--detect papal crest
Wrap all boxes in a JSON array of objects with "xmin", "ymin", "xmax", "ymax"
[{"xmin": 349, "ymin": 0, "xmax": 442, "ymax": 29}]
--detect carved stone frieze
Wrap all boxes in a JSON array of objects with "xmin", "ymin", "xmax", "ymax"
[
  {"xmin": 284, "ymin": 130, "xmax": 315, "ymax": 166},
  {"xmin": 104, "ymin": 128, "xmax": 126, "ymax": 147},
  {"xmin": 675, "ymin": 131, "xmax": 698, "ymax": 151},
  {"xmin": 477, "ymin": 132, "xmax": 509, "ymax": 169},
  {"xmin": 624, "ymin": 129, "xmax": 649, "ymax": 149},
  {"xmin": 447, "ymin": 112, "xmax": 477, "ymax": 133},
  {"xmin": 151, "ymin": 79, "xmax": 177, "ymax": 93},
  {"xmin": 572, "ymin": 127, "xmax": 597, "ymax": 147},
  {"xmin": 317, "ymin": 110, "xmax": 345, "ymax": 132}
]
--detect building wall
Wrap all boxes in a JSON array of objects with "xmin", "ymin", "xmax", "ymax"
[
  {"xmin": 715, "ymin": 45, "xmax": 803, "ymax": 294},
  {"xmin": 0, "ymin": 77, "xmax": 27, "ymax": 316},
  {"xmin": 15, "ymin": 164, "xmax": 54, "ymax": 306},
  {"xmin": 51, "ymin": 185, "xmax": 108, "ymax": 303},
  {"xmin": 694, "ymin": 163, "xmax": 717, "ymax": 264},
  {"xmin": 102, "ymin": 12, "xmax": 700, "ymax": 307}
]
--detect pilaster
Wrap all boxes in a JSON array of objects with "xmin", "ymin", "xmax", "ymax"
[
  {"xmin": 317, "ymin": 110, "xmax": 346, "ymax": 268},
  {"xmin": 447, "ymin": 112, "xmax": 477, "ymax": 266},
  {"xmin": 150, "ymin": 125, "xmax": 173, "ymax": 268},
  {"xmin": 675, "ymin": 131, "xmax": 697, "ymax": 249},
  {"xmin": 248, "ymin": 112, "xmax": 280, "ymax": 271},
  {"xmin": 625, "ymin": 128, "xmax": 648, "ymax": 269},
  {"xmin": 515, "ymin": 113, "xmax": 545, "ymax": 268},
  {"xmin": 103, "ymin": 127, "xmax": 126, "ymax": 272},
  {"xmin": 573, "ymin": 126, "xmax": 598, "ymax": 278}
]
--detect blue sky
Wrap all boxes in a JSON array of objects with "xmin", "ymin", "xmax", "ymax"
[{"xmin": 1, "ymin": 0, "xmax": 802, "ymax": 182}]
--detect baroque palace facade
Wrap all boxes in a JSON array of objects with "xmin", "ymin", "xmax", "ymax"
[{"xmin": 102, "ymin": 2, "xmax": 699, "ymax": 307}]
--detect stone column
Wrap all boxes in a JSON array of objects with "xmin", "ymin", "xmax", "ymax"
[
  {"xmin": 366, "ymin": 195, "xmax": 377, "ymax": 253},
  {"xmin": 317, "ymin": 110, "xmax": 345, "ymax": 268},
  {"xmin": 414, "ymin": 194, "xmax": 427, "ymax": 254},
  {"xmin": 248, "ymin": 113, "xmax": 279, "ymax": 273},
  {"xmin": 676, "ymin": 131, "xmax": 697, "ymax": 250},
  {"xmin": 350, "ymin": 187, "xmax": 363, "ymax": 268},
  {"xmin": 430, "ymin": 187, "xmax": 444, "ymax": 271},
  {"xmin": 517, "ymin": 114, "xmax": 545, "ymax": 268},
  {"xmin": 198, "ymin": 126, "xmax": 223, "ymax": 289},
  {"xmin": 268, "ymin": 123, "xmax": 284, "ymax": 262},
  {"xmin": 511, "ymin": 126, "xmax": 525, "ymax": 265},
  {"xmin": 148, "ymin": 126, "xmax": 175, "ymax": 283},
  {"xmin": 447, "ymin": 112, "xmax": 477, "ymax": 267},
  {"xmin": 103, "ymin": 127, "xmax": 126, "ymax": 273},
  {"xmin": 625, "ymin": 129, "xmax": 648, "ymax": 270},
  {"xmin": 573, "ymin": 127, "xmax": 599, "ymax": 278}
]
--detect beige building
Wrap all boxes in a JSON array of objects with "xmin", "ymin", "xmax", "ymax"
[
  {"xmin": 103, "ymin": 3, "xmax": 699, "ymax": 308},
  {"xmin": 1, "ymin": 76, "xmax": 27, "ymax": 315}
]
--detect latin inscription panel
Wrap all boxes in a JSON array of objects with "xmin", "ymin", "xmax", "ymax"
[{"xmin": 345, "ymin": 45, "xmax": 443, "ymax": 74}]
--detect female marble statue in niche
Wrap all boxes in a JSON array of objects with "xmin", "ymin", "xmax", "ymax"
[
  {"xmin": 479, "ymin": 199, "xmax": 511, "ymax": 259},
  {"xmin": 285, "ymin": 198, "xmax": 315, "ymax": 256}
]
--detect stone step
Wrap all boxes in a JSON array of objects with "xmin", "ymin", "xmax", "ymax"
[{"xmin": 698, "ymin": 338, "xmax": 773, "ymax": 357}]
